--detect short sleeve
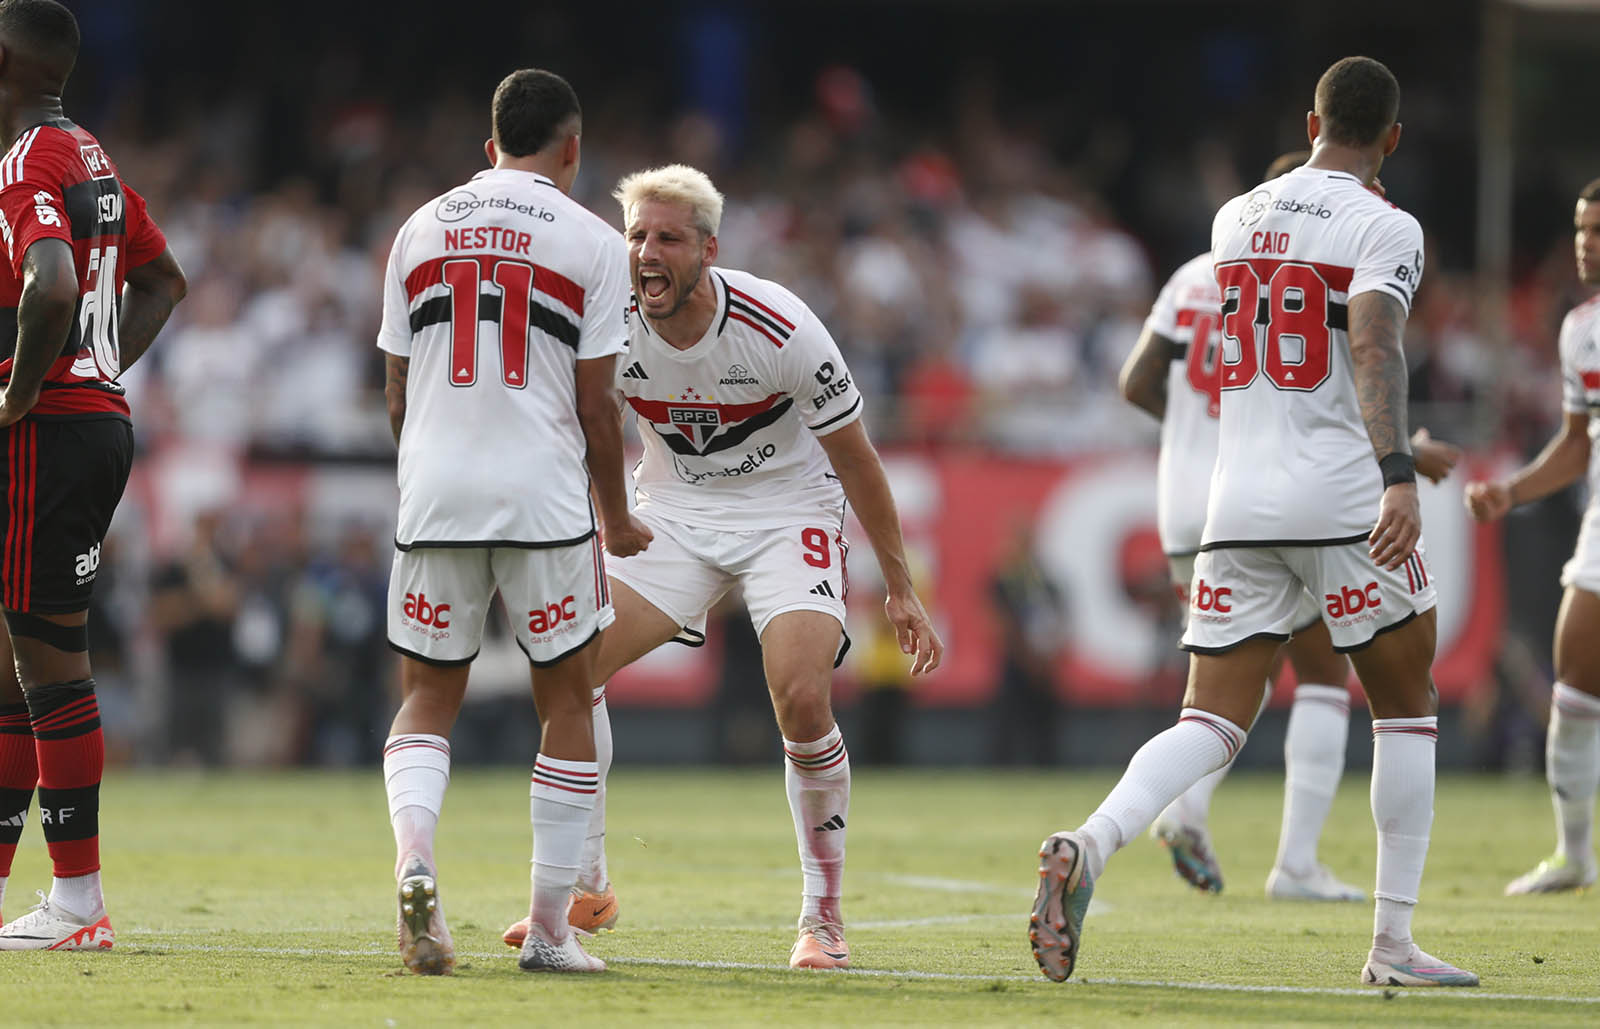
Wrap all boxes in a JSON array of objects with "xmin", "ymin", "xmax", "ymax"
[
  {"xmin": 376, "ymin": 224, "xmax": 414, "ymax": 357},
  {"xmin": 784, "ymin": 311, "xmax": 864, "ymax": 436},
  {"xmin": 577, "ymin": 232, "xmax": 630, "ymax": 361},
  {"xmin": 1349, "ymin": 210, "xmax": 1424, "ymax": 314},
  {"xmin": 1560, "ymin": 315, "xmax": 1588, "ymax": 415},
  {"xmin": 0, "ymin": 152, "xmax": 71, "ymax": 279},
  {"xmin": 1142, "ymin": 264, "xmax": 1186, "ymax": 339},
  {"xmin": 121, "ymin": 183, "xmax": 169, "ymax": 269}
]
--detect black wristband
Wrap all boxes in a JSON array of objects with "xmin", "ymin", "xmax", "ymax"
[{"xmin": 1379, "ymin": 452, "xmax": 1416, "ymax": 488}]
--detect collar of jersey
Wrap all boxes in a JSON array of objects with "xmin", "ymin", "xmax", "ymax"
[
  {"xmin": 638, "ymin": 270, "xmax": 729, "ymax": 359},
  {"xmin": 470, "ymin": 168, "xmax": 557, "ymax": 188}
]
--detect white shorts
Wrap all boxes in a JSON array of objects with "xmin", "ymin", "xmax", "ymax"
[
  {"xmin": 1180, "ymin": 540, "xmax": 1436, "ymax": 654},
  {"xmin": 608, "ymin": 508, "xmax": 849, "ymax": 659},
  {"xmin": 1167, "ymin": 553, "xmax": 1320, "ymax": 633},
  {"xmin": 387, "ymin": 539, "xmax": 613, "ymax": 667},
  {"xmin": 1561, "ymin": 507, "xmax": 1600, "ymax": 595}
]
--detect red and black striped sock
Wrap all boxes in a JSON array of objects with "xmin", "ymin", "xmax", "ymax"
[
  {"xmin": 26, "ymin": 680, "xmax": 103, "ymax": 878},
  {"xmin": 0, "ymin": 700, "xmax": 37, "ymax": 879}
]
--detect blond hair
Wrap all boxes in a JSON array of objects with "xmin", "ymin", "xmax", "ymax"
[{"xmin": 613, "ymin": 164, "xmax": 724, "ymax": 238}]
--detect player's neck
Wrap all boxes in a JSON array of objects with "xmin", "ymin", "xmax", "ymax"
[
  {"xmin": 651, "ymin": 278, "xmax": 719, "ymax": 350},
  {"xmin": 493, "ymin": 154, "xmax": 568, "ymax": 191},
  {"xmin": 1303, "ymin": 143, "xmax": 1381, "ymax": 187},
  {"xmin": 0, "ymin": 94, "xmax": 64, "ymax": 150}
]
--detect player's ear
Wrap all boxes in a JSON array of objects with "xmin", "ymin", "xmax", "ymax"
[
  {"xmin": 484, "ymin": 138, "xmax": 497, "ymax": 167},
  {"xmin": 563, "ymin": 132, "xmax": 580, "ymax": 170},
  {"xmin": 703, "ymin": 232, "xmax": 718, "ymax": 265},
  {"xmin": 1305, "ymin": 111, "xmax": 1320, "ymax": 148},
  {"xmin": 1383, "ymin": 122, "xmax": 1401, "ymax": 157}
]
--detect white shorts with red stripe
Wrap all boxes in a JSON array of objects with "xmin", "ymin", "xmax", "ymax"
[
  {"xmin": 1180, "ymin": 540, "xmax": 1436, "ymax": 654},
  {"xmin": 386, "ymin": 539, "xmax": 613, "ymax": 667},
  {"xmin": 1167, "ymin": 552, "xmax": 1320, "ymax": 632}
]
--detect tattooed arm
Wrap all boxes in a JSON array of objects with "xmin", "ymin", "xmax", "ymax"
[
  {"xmin": 118, "ymin": 248, "xmax": 188, "ymax": 373},
  {"xmin": 385, "ymin": 354, "xmax": 409, "ymax": 445},
  {"xmin": 1117, "ymin": 326, "xmax": 1178, "ymax": 420},
  {"xmin": 1348, "ymin": 290, "xmax": 1417, "ymax": 570},
  {"xmin": 0, "ymin": 239, "xmax": 78, "ymax": 427}
]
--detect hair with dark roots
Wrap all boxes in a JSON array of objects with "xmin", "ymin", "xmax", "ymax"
[
  {"xmin": 492, "ymin": 69, "xmax": 581, "ymax": 158},
  {"xmin": 1313, "ymin": 56, "xmax": 1400, "ymax": 148},
  {"xmin": 0, "ymin": 0, "xmax": 79, "ymax": 85},
  {"xmin": 1264, "ymin": 150, "xmax": 1312, "ymax": 181},
  {"xmin": 1580, "ymin": 177, "xmax": 1600, "ymax": 204}
]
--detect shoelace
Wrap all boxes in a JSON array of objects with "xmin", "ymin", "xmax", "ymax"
[{"xmin": 803, "ymin": 921, "xmax": 845, "ymax": 948}]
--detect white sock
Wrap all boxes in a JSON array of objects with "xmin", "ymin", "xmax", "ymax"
[
  {"xmin": 0, "ymin": 874, "xmax": 7, "ymax": 913},
  {"xmin": 1548, "ymin": 683, "xmax": 1600, "ymax": 862},
  {"xmin": 578, "ymin": 685, "xmax": 612, "ymax": 893},
  {"xmin": 1369, "ymin": 716, "xmax": 1436, "ymax": 960},
  {"xmin": 48, "ymin": 871, "xmax": 103, "ymax": 920},
  {"xmin": 1079, "ymin": 709, "xmax": 1247, "ymax": 879},
  {"xmin": 1274, "ymin": 683, "xmax": 1351, "ymax": 875},
  {"xmin": 784, "ymin": 725, "xmax": 850, "ymax": 924},
  {"xmin": 1158, "ymin": 682, "xmax": 1272, "ymax": 831},
  {"xmin": 530, "ymin": 754, "xmax": 599, "ymax": 939},
  {"xmin": 383, "ymin": 734, "xmax": 451, "ymax": 876}
]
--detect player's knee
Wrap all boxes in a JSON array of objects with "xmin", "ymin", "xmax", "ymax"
[{"xmin": 22, "ymin": 677, "xmax": 96, "ymax": 718}]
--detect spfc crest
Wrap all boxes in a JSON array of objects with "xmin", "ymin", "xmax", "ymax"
[{"xmin": 668, "ymin": 405, "xmax": 722, "ymax": 451}]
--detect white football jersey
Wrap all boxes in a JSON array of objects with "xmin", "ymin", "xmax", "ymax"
[
  {"xmin": 1559, "ymin": 294, "xmax": 1600, "ymax": 512},
  {"xmin": 621, "ymin": 267, "xmax": 864, "ymax": 530},
  {"xmin": 1204, "ymin": 167, "xmax": 1424, "ymax": 547},
  {"xmin": 377, "ymin": 168, "xmax": 630, "ymax": 548},
  {"xmin": 1143, "ymin": 251, "xmax": 1223, "ymax": 555}
]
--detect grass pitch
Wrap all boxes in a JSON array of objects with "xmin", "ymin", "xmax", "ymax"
[{"xmin": 2, "ymin": 767, "xmax": 1598, "ymax": 1026}]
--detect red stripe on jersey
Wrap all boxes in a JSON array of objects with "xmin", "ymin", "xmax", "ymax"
[
  {"xmin": 4, "ymin": 427, "xmax": 17, "ymax": 608},
  {"xmin": 21, "ymin": 422, "xmax": 34, "ymax": 609},
  {"xmin": 1584, "ymin": 370, "xmax": 1600, "ymax": 390},
  {"xmin": 404, "ymin": 254, "xmax": 586, "ymax": 314},
  {"xmin": 727, "ymin": 310, "xmax": 785, "ymax": 348},
  {"xmin": 725, "ymin": 285, "xmax": 795, "ymax": 329},
  {"xmin": 1175, "ymin": 310, "xmax": 1197, "ymax": 327},
  {"xmin": 1222, "ymin": 258, "xmax": 1355, "ymax": 293},
  {"xmin": 623, "ymin": 392, "xmax": 785, "ymax": 424}
]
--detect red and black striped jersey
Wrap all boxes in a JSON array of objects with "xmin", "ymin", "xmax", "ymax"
[{"xmin": 0, "ymin": 118, "xmax": 168, "ymax": 419}]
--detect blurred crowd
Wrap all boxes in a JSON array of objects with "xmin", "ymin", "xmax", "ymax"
[{"xmin": 60, "ymin": 34, "xmax": 1589, "ymax": 766}]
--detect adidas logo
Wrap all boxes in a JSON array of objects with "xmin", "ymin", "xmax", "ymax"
[
  {"xmin": 718, "ymin": 362, "xmax": 759, "ymax": 386},
  {"xmin": 812, "ymin": 814, "xmax": 845, "ymax": 832},
  {"xmin": 808, "ymin": 581, "xmax": 836, "ymax": 599},
  {"xmin": 621, "ymin": 362, "xmax": 649, "ymax": 380}
]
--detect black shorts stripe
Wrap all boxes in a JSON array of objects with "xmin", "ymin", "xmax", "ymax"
[
  {"xmin": 1330, "ymin": 609, "xmax": 1424, "ymax": 654},
  {"xmin": 1199, "ymin": 533, "xmax": 1369, "ymax": 552},
  {"xmin": 386, "ymin": 639, "xmax": 479, "ymax": 668},
  {"xmin": 1179, "ymin": 630, "xmax": 1292, "ymax": 655},
  {"xmin": 393, "ymin": 528, "xmax": 598, "ymax": 552}
]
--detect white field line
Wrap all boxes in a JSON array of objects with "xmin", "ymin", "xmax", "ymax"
[
  {"xmin": 879, "ymin": 874, "xmax": 1035, "ymax": 896},
  {"xmin": 118, "ymin": 937, "xmax": 1600, "ymax": 1005}
]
